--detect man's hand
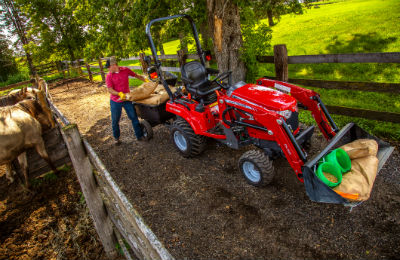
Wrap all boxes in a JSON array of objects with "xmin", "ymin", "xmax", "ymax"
[
  {"xmin": 118, "ymin": 92, "xmax": 126, "ymax": 101},
  {"xmin": 135, "ymin": 74, "xmax": 148, "ymax": 82}
]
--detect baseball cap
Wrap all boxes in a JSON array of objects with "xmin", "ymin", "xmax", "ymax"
[
  {"xmin": 110, "ymin": 56, "xmax": 117, "ymax": 65},
  {"xmin": 105, "ymin": 56, "xmax": 117, "ymax": 68}
]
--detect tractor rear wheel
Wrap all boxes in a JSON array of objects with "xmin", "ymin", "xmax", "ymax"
[
  {"xmin": 139, "ymin": 119, "xmax": 153, "ymax": 141},
  {"xmin": 239, "ymin": 150, "xmax": 275, "ymax": 186},
  {"xmin": 171, "ymin": 118, "xmax": 206, "ymax": 157}
]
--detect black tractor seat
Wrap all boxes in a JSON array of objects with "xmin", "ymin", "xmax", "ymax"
[{"xmin": 180, "ymin": 61, "xmax": 220, "ymax": 102}]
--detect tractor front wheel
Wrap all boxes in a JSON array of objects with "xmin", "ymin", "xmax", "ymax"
[
  {"xmin": 239, "ymin": 150, "xmax": 275, "ymax": 187},
  {"xmin": 171, "ymin": 118, "xmax": 206, "ymax": 157}
]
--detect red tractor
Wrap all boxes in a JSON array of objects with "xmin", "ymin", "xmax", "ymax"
[{"xmin": 139, "ymin": 14, "xmax": 393, "ymax": 205}]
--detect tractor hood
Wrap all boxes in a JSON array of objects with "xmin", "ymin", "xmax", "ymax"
[{"xmin": 231, "ymin": 84, "xmax": 297, "ymax": 111}]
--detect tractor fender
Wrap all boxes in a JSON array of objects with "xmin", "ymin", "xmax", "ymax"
[{"xmin": 166, "ymin": 102, "xmax": 206, "ymax": 134}]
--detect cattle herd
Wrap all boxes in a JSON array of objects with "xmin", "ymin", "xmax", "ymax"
[{"xmin": 0, "ymin": 86, "xmax": 57, "ymax": 189}]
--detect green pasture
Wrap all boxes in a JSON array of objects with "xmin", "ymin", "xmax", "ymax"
[{"xmin": 259, "ymin": 0, "xmax": 400, "ymax": 83}]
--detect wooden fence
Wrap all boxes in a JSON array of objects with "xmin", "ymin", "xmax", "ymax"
[
  {"xmin": 34, "ymin": 45, "xmax": 400, "ymax": 124},
  {"xmin": 1, "ymin": 77, "xmax": 174, "ymax": 259},
  {"xmin": 49, "ymin": 87, "xmax": 174, "ymax": 260}
]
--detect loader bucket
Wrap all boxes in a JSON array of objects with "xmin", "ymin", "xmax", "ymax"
[{"xmin": 302, "ymin": 123, "xmax": 394, "ymax": 205}]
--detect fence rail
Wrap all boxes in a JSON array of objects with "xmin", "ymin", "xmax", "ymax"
[
  {"xmin": 0, "ymin": 79, "xmax": 35, "ymax": 91},
  {"xmin": 28, "ymin": 45, "xmax": 399, "ymax": 124},
  {"xmin": 270, "ymin": 78, "xmax": 400, "ymax": 94},
  {"xmin": 325, "ymin": 105, "xmax": 400, "ymax": 124},
  {"xmin": 257, "ymin": 52, "xmax": 400, "ymax": 64}
]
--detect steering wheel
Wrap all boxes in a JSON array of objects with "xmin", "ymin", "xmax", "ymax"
[{"xmin": 211, "ymin": 71, "xmax": 232, "ymax": 89}]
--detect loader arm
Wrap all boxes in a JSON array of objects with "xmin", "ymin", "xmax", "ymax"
[{"xmin": 256, "ymin": 78, "xmax": 339, "ymax": 140}]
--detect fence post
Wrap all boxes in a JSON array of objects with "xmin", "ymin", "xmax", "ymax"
[
  {"xmin": 76, "ymin": 59, "xmax": 83, "ymax": 76},
  {"xmin": 177, "ymin": 49, "xmax": 187, "ymax": 67},
  {"xmin": 61, "ymin": 124, "xmax": 117, "ymax": 258},
  {"xmin": 139, "ymin": 52, "xmax": 148, "ymax": 75},
  {"xmin": 55, "ymin": 61, "xmax": 61, "ymax": 74},
  {"xmin": 66, "ymin": 61, "xmax": 70, "ymax": 78},
  {"xmin": 274, "ymin": 44, "xmax": 288, "ymax": 82},
  {"xmin": 85, "ymin": 62, "xmax": 93, "ymax": 82},
  {"xmin": 98, "ymin": 58, "xmax": 105, "ymax": 82},
  {"xmin": 34, "ymin": 74, "xmax": 40, "ymax": 88}
]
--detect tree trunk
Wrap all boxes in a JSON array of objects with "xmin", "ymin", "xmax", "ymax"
[
  {"xmin": 178, "ymin": 32, "xmax": 188, "ymax": 53},
  {"xmin": 207, "ymin": 0, "xmax": 246, "ymax": 83},
  {"xmin": 159, "ymin": 43, "xmax": 165, "ymax": 56},
  {"xmin": 267, "ymin": 9, "xmax": 274, "ymax": 26},
  {"xmin": 3, "ymin": 0, "xmax": 35, "ymax": 75}
]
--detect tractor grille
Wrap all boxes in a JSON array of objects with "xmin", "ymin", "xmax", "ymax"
[{"xmin": 287, "ymin": 111, "xmax": 299, "ymax": 132}]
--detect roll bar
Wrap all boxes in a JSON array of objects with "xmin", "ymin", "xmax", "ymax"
[{"xmin": 145, "ymin": 14, "xmax": 206, "ymax": 101}]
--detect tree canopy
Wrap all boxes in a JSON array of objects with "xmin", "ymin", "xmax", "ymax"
[
  {"xmin": 1, "ymin": 0, "xmax": 310, "ymax": 80},
  {"xmin": 0, "ymin": 33, "xmax": 18, "ymax": 81}
]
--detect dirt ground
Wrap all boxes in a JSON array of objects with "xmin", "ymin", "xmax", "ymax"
[
  {"xmin": 0, "ymin": 166, "xmax": 108, "ymax": 260},
  {"xmin": 48, "ymin": 79, "xmax": 400, "ymax": 259}
]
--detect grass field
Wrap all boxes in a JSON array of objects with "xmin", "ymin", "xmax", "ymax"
[{"xmin": 259, "ymin": 0, "xmax": 400, "ymax": 83}]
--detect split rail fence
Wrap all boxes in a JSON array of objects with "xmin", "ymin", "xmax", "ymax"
[
  {"xmin": 17, "ymin": 46, "xmax": 400, "ymax": 121},
  {"xmin": 48, "ymin": 45, "xmax": 400, "ymax": 124}
]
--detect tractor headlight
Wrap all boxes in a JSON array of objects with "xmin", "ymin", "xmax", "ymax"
[{"xmin": 277, "ymin": 110, "xmax": 292, "ymax": 119}]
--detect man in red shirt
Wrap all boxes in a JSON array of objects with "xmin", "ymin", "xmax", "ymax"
[{"xmin": 106, "ymin": 56, "xmax": 147, "ymax": 144}]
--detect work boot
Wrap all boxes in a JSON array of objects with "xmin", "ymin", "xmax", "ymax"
[
  {"xmin": 114, "ymin": 138, "xmax": 121, "ymax": 146},
  {"xmin": 137, "ymin": 136, "xmax": 147, "ymax": 142}
]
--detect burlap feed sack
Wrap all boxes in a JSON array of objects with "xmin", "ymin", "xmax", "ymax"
[
  {"xmin": 126, "ymin": 81, "xmax": 159, "ymax": 101},
  {"xmin": 333, "ymin": 155, "xmax": 379, "ymax": 201},
  {"xmin": 340, "ymin": 139, "xmax": 378, "ymax": 160},
  {"xmin": 136, "ymin": 86, "xmax": 176, "ymax": 106},
  {"xmin": 154, "ymin": 85, "xmax": 165, "ymax": 93},
  {"xmin": 136, "ymin": 93, "xmax": 168, "ymax": 105}
]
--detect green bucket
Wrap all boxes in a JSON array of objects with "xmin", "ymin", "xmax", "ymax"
[
  {"xmin": 325, "ymin": 148, "xmax": 351, "ymax": 173},
  {"xmin": 316, "ymin": 162, "xmax": 342, "ymax": 188},
  {"xmin": 324, "ymin": 148, "xmax": 351, "ymax": 173}
]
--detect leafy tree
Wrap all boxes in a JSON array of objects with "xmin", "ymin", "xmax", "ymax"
[
  {"xmin": 69, "ymin": 0, "xmax": 214, "ymax": 61},
  {"xmin": 0, "ymin": 33, "xmax": 18, "ymax": 81},
  {"xmin": 0, "ymin": 0, "xmax": 34, "ymax": 75},
  {"xmin": 69, "ymin": 0, "xmax": 157, "ymax": 59},
  {"xmin": 241, "ymin": 22, "xmax": 272, "ymax": 81},
  {"xmin": 18, "ymin": 0, "xmax": 87, "ymax": 62}
]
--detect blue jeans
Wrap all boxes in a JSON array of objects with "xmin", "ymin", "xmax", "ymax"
[{"xmin": 110, "ymin": 100, "xmax": 143, "ymax": 139}]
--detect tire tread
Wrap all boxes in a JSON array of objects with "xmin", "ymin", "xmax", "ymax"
[
  {"xmin": 239, "ymin": 150, "xmax": 275, "ymax": 186},
  {"xmin": 172, "ymin": 118, "xmax": 206, "ymax": 157}
]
